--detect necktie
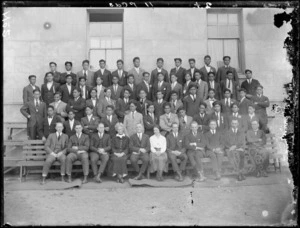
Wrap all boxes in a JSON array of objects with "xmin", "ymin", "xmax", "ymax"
[
  {"xmin": 226, "ymin": 98, "xmax": 229, "ymax": 107},
  {"xmin": 99, "ymin": 133, "xmax": 102, "ymax": 139},
  {"xmin": 182, "ymin": 117, "xmax": 186, "ymax": 124},
  {"xmin": 58, "ymin": 133, "xmax": 61, "ymax": 141},
  {"xmin": 212, "ymin": 130, "xmax": 215, "ymax": 135},
  {"xmin": 114, "ymin": 85, "xmax": 117, "ymax": 93},
  {"xmin": 248, "ymin": 79, "xmax": 251, "ymax": 84},
  {"xmin": 139, "ymin": 133, "xmax": 142, "ymax": 141},
  {"xmin": 84, "ymin": 71, "xmax": 87, "ymax": 77},
  {"xmin": 132, "ymin": 112, "xmax": 134, "ymax": 119},
  {"xmin": 228, "ymin": 79, "xmax": 231, "ymax": 89},
  {"xmin": 77, "ymin": 134, "xmax": 80, "ymax": 139},
  {"xmin": 35, "ymin": 100, "xmax": 39, "ymax": 111}
]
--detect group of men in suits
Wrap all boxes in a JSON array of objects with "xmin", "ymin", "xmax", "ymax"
[{"xmin": 20, "ymin": 55, "xmax": 271, "ymax": 183}]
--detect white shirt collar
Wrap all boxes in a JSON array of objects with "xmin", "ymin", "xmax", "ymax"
[
  {"xmin": 56, "ymin": 132, "xmax": 62, "ymax": 137},
  {"xmin": 117, "ymin": 133, "xmax": 126, "ymax": 138},
  {"xmin": 157, "ymin": 67, "xmax": 162, "ymax": 72},
  {"xmin": 47, "ymin": 81, "xmax": 53, "ymax": 85},
  {"xmin": 87, "ymin": 114, "xmax": 93, "ymax": 119}
]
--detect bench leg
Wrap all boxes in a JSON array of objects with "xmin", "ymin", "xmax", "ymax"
[
  {"xmin": 19, "ymin": 166, "xmax": 23, "ymax": 182},
  {"xmin": 147, "ymin": 166, "xmax": 150, "ymax": 179},
  {"xmin": 8, "ymin": 127, "xmax": 13, "ymax": 140},
  {"xmin": 273, "ymin": 158, "xmax": 277, "ymax": 173},
  {"xmin": 279, "ymin": 159, "xmax": 282, "ymax": 173}
]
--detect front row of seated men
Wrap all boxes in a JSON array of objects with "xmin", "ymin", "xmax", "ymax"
[{"xmin": 41, "ymin": 116, "xmax": 269, "ymax": 185}]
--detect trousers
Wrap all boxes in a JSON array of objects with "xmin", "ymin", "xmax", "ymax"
[
  {"xmin": 168, "ymin": 151, "xmax": 188, "ymax": 172},
  {"xmin": 227, "ymin": 149, "xmax": 245, "ymax": 173},
  {"xmin": 89, "ymin": 152, "xmax": 110, "ymax": 176},
  {"xmin": 187, "ymin": 150, "xmax": 205, "ymax": 172},
  {"xmin": 42, "ymin": 154, "xmax": 66, "ymax": 176},
  {"xmin": 130, "ymin": 152, "xmax": 150, "ymax": 174},
  {"xmin": 66, "ymin": 152, "xmax": 89, "ymax": 176},
  {"xmin": 206, "ymin": 149, "xmax": 224, "ymax": 173}
]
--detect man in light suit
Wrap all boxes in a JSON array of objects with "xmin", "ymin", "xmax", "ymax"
[
  {"xmin": 59, "ymin": 75, "xmax": 76, "ymax": 104},
  {"xmin": 50, "ymin": 92, "xmax": 67, "ymax": 122},
  {"xmin": 220, "ymin": 71, "xmax": 239, "ymax": 100},
  {"xmin": 128, "ymin": 57, "xmax": 145, "ymax": 86},
  {"xmin": 194, "ymin": 70, "xmax": 208, "ymax": 100},
  {"xmin": 41, "ymin": 72, "xmax": 60, "ymax": 106},
  {"xmin": 238, "ymin": 88, "xmax": 253, "ymax": 115},
  {"xmin": 66, "ymin": 124, "xmax": 90, "ymax": 184},
  {"xmin": 170, "ymin": 58, "xmax": 186, "ymax": 85},
  {"xmin": 170, "ymin": 74, "xmax": 183, "ymax": 100},
  {"xmin": 143, "ymin": 103, "xmax": 159, "ymax": 136},
  {"xmin": 123, "ymin": 100, "xmax": 144, "ymax": 137},
  {"xmin": 94, "ymin": 59, "xmax": 112, "ymax": 88},
  {"xmin": 96, "ymin": 88, "xmax": 116, "ymax": 118},
  {"xmin": 136, "ymin": 72, "xmax": 152, "ymax": 101},
  {"xmin": 178, "ymin": 107, "xmax": 193, "ymax": 137},
  {"xmin": 152, "ymin": 72, "xmax": 171, "ymax": 101},
  {"xmin": 81, "ymin": 106, "xmax": 100, "ymax": 137},
  {"xmin": 44, "ymin": 62, "xmax": 61, "ymax": 84},
  {"xmin": 23, "ymin": 75, "xmax": 40, "ymax": 104},
  {"xmin": 109, "ymin": 75, "xmax": 123, "ymax": 101},
  {"xmin": 216, "ymin": 56, "xmax": 239, "ymax": 83},
  {"xmin": 60, "ymin": 61, "xmax": 77, "ymax": 86},
  {"xmin": 199, "ymin": 55, "xmax": 217, "ymax": 82},
  {"xmin": 41, "ymin": 122, "xmax": 69, "ymax": 184},
  {"xmin": 186, "ymin": 58, "xmax": 199, "ymax": 82},
  {"xmin": 100, "ymin": 105, "xmax": 119, "ymax": 138},
  {"xmin": 150, "ymin": 58, "xmax": 169, "ymax": 84},
  {"xmin": 63, "ymin": 110, "xmax": 81, "ymax": 138},
  {"xmin": 170, "ymin": 91, "xmax": 183, "ymax": 114},
  {"xmin": 86, "ymin": 89, "xmax": 100, "ymax": 117},
  {"xmin": 159, "ymin": 103, "xmax": 179, "ymax": 136},
  {"xmin": 129, "ymin": 123, "xmax": 150, "ymax": 180},
  {"xmin": 122, "ymin": 74, "xmax": 138, "ymax": 100},
  {"xmin": 20, "ymin": 89, "xmax": 47, "ymax": 139},
  {"xmin": 111, "ymin": 59, "xmax": 128, "ymax": 87},
  {"xmin": 207, "ymin": 72, "xmax": 222, "ymax": 100},
  {"xmin": 93, "ymin": 76, "xmax": 106, "ymax": 101},
  {"xmin": 241, "ymin": 69, "xmax": 261, "ymax": 99},
  {"xmin": 76, "ymin": 59, "xmax": 95, "ymax": 87}
]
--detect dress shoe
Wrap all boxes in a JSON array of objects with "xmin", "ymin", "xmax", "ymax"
[
  {"xmin": 61, "ymin": 176, "xmax": 65, "ymax": 182},
  {"xmin": 67, "ymin": 176, "xmax": 72, "ymax": 183},
  {"xmin": 94, "ymin": 176, "xmax": 102, "ymax": 183},
  {"xmin": 237, "ymin": 174, "xmax": 242, "ymax": 181},
  {"xmin": 262, "ymin": 171, "xmax": 268, "ymax": 177},
  {"xmin": 241, "ymin": 174, "xmax": 246, "ymax": 180},
  {"xmin": 82, "ymin": 178, "xmax": 88, "ymax": 184},
  {"xmin": 256, "ymin": 171, "xmax": 261, "ymax": 178}
]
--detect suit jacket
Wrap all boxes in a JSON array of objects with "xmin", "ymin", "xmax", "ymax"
[
  {"xmin": 63, "ymin": 119, "xmax": 81, "ymax": 138},
  {"xmin": 186, "ymin": 68, "xmax": 200, "ymax": 82},
  {"xmin": 128, "ymin": 67, "xmax": 145, "ymax": 85},
  {"xmin": 59, "ymin": 72, "xmax": 77, "ymax": 86},
  {"xmin": 100, "ymin": 114, "xmax": 119, "ymax": 138},
  {"xmin": 77, "ymin": 70, "xmax": 95, "ymax": 87},
  {"xmin": 251, "ymin": 95, "xmax": 270, "ymax": 124},
  {"xmin": 20, "ymin": 100, "xmax": 47, "ymax": 127},
  {"xmin": 90, "ymin": 133, "xmax": 111, "ymax": 153},
  {"xmin": 67, "ymin": 133, "xmax": 90, "ymax": 153},
  {"xmin": 93, "ymin": 85, "xmax": 106, "ymax": 101},
  {"xmin": 111, "ymin": 70, "xmax": 128, "ymax": 87},
  {"xmin": 23, "ymin": 85, "xmax": 40, "ymax": 104},
  {"xmin": 204, "ymin": 98, "xmax": 217, "ymax": 115},
  {"xmin": 94, "ymin": 69, "xmax": 112, "ymax": 88},
  {"xmin": 246, "ymin": 129, "xmax": 266, "ymax": 148},
  {"xmin": 207, "ymin": 81, "xmax": 222, "ymax": 100},
  {"xmin": 143, "ymin": 113, "xmax": 159, "ymax": 136},
  {"xmin": 220, "ymin": 98, "xmax": 237, "ymax": 114},
  {"xmin": 153, "ymin": 100, "xmax": 166, "ymax": 118},
  {"xmin": 81, "ymin": 115, "xmax": 100, "ymax": 136},
  {"xmin": 178, "ymin": 115, "xmax": 193, "ymax": 136},
  {"xmin": 195, "ymin": 80, "xmax": 208, "ymax": 100},
  {"xmin": 183, "ymin": 94, "xmax": 202, "ymax": 117},
  {"xmin": 209, "ymin": 112, "xmax": 227, "ymax": 132},
  {"xmin": 115, "ymin": 98, "xmax": 130, "ymax": 122},
  {"xmin": 41, "ymin": 82, "xmax": 60, "ymax": 105},
  {"xmin": 216, "ymin": 66, "xmax": 239, "ymax": 83},
  {"xmin": 44, "ymin": 71, "xmax": 61, "ymax": 84},
  {"xmin": 182, "ymin": 81, "xmax": 196, "ymax": 97},
  {"xmin": 109, "ymin": 84, "xmax": 123, "ymax": 101},
  {"xmin": 136, "ymin": 99, "xmax": 151, "ymax": 115},
  {"xmin": 244, "ymin": 114, "xmax": 264, "ymax": 132},
  {"xmin": 225, "ymin": 113, "xmax": 247, "ymax": 133},
  {"xmin": 166, "ymin": 132, "xmax": 186, "ymax": 153},
  {"xmin": 170, "ymin": 82, "xmax": 183, "ymax": 100},
  {"xmin": 123, "ymin": 84, "xmax": 137, "ymax": 100},
  {"xmin": 170, "ymin": 99, "xmax": 183, "ymax": 114},
  {"xmin": 170, "ymin": 67, "xmax": 186, "ymax": 85},
  {"xmin": 204, "ymin": 130, "xmax": 224, "ymax": 151},
  {"xmin": 199, "ymin": 66, "xmax": 217, "ymax": 82},
  {"xmin": 224, "ymin": 129, "xmax": 246, "ymax": 149},
  {"xmin": 59, "ymin": 84, "xmax": 76, "ymax": 104},
  {"xmin": 159, "ymin": 113, "xmax": 179, "ymax": 132},
  {"xmin": 238, "ymin": 97, "xmax": 253, "ymax": 115},
  {"xmin": 86, "ymin": 98, "xmax": 100, "ymax": 117},
  {"xmin": 123, "ymin": 112, "xmax": 144, "ymax": 137},
  {"xmin": 129, "ymin": 133, "xmax": 150, "ymax": 153},
  {"xmin": 45, "ymin": 132, "xmax": 69, "ymax": 154},
  {"xmin": 96, "ymin": 97, "xmax": 116, "ymax": 119},
  {"xmin": 78, "ymin": 85, "xmax": 92, "ymax": 100},
  {"xmin": 136, "ymin": 81, "xmax": 152, "ymax": 100},
  {"xmin": 150, "ymin": 68, "xmax": 169, "ymax": 84},
  {"xmin": 152, "ymin": 81, "xmax": 171, "ymax": 101},
  {"xmin": 241, "ymin": 79, "xmax": 260, "ymax": 97},
  {"xmin": 184, "ymin": 131, "xmax": 206, "ymax": 152},
  {"xmin": 193, "ymin": 113, "xmax": 210, "ymax": 133},
  {"xmin": 49, "ymin": 101, "xmax": 67, "ymax": 122},
  {"xmin": 40, "ymin": 115, "xmax": 62, "ymax": 138},
  {"xmin": 66, "ymin": 97, "xmax": 86, "ymax": 121},
  {"xmin": 220, "ymin": 79, "xmax": 239, "ymax": 100}
]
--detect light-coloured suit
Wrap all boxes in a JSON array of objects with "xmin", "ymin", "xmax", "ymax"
[
  {"xmin": 50, "ymin": 101, "xmax": 68, "ymax": 122},
  {"xmin": 204, "ymin": 98, "xmax": 217, "ymax": 115},
  {"xmin": 93, "ymin": 85, "xmax": 106, "ymax": 101},
  {"xmin": 170, "ymin": 99, "xmax": 183, "ymax": 114},
  {"xmin": 159, "ymin": 113, "xmax": 179, "ymax": 134},
  {"xmin": 123, "ymin": 111, "xmax": 144, "ymax": 137},
  {"xmin": 77, "ymin": 69, "xmax": 95, "ymax": 88},
  {"xmin": 195, "ymin": 80, "xmax": 208, "ymax": 100},
  {"xmin": 96, "ymin": 97, "xmax": 116, "ymax": 119},
  {"xmin": 128, "ymin": 67, "xmax": 145, "ymax": 85},
  {"xmin": 178, "ymin": 115, "xmax": 193, "ymax": 136}
]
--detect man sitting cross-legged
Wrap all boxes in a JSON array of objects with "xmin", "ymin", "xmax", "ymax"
[{"xmin": 41, "ymin": 122, "xmax": 69, "ymax": 184}]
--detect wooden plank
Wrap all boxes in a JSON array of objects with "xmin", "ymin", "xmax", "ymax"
[
  {"xmin": 3, "ymin": 140, "xmax": 24, "ymax": 146},
  {"xmin": 23, "ymin": 146, "xmax": 45, "ymax": 149},
  {"xmin": 24, "ymin": 140, "xmax": 44, "ymax": 144},
  {"xmin": 23, "ymin": 151, "xmax": 46, "ymax": 155}
]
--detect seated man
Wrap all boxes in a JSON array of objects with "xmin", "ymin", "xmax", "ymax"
[
  {"xmin": 166, "ymin": 122, "xmax": 188, "ymax": 181},
  {"xmin": 66, "ymin": 124, "xmax": 90, "ymax": 184},
  {"xmin": 246, "ymin": 120, "xmax": 269, "ymax": 178},
  {"xmin": 129, "ymin": 123, "xmax": 150, "ymax": 180},
  {"xmin": 224, "ymin": 119, "xmax": 246, "ymax": 181},
  {"xmin": 178, "ymin": 107, "xmax": 193, "ymax": 137},
  {"xmin": 184, "ymin": 121, "xmax": 207, "ymax": 181},
  {"xmin": 90, "ymin": 123, "xmax": 111, "ymax": 183},
  {"xmin": 159, "ymin": 102, "xmax": 179, "ymax": 136},
  {"xmin": 81, "ymin": 106, "xmax": 100, "ymax": 137},
  {"xmin": 204, "ymin": 119, "xmax": 225, "ymax": 180},
  {"xmin": 193, "ymin": 102, "xmax": 210, "ymax": 133},
  {"xmin": 41, "ymin": 122, "xmax": 69, "ymax": 184}
]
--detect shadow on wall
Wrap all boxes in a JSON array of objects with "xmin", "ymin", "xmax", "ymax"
[{"xmin": 245, "ymin": 9, "xmax": 276, "ymax": 25}]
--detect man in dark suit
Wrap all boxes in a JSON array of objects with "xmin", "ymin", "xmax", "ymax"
[
  {"xmin": 199, "ymin": 55, "xmax": 217, "ymax": 82},
  {"xmin": 59, "ymin": 74, "xmax": 76, "ymax": 103},
  {"xmin": 129, "ymin": 123, "xmax": 150, "ymax": 180},
  {"xmin": 245, "ymin": 104, "xmax": 264, "ymax": 132},
  {"xmin": 122, "ymin": 74, "xmax": 137, "ymax": 100},
  {"xmin": 85, "ymin": 89, "xmax": 99, "ymax": 117},
  {"xmin": 170, "ymin": 91, "xmax": 183, "ymax": 114},
  {"xmin": 111, "ymin": 59, "xmax": 128, "ymax": 87},
  {"xmin": 166, "ymin": 122, "xmax": 188, "ymax": 181},
  {"xmin": 90, "ymin": 123, "xmax": 111, "ymax": 183},
  {"xmin": 136, "ymin": 89, "xmax": 151, "ymax": 115},
  {"xmin": 59, "ymin": 61, "xmax": 77, "ymax": 86},
  {"xmin": 20, "ymin": 89, "xmax": 47, "ymax": 139},
  {"xmin": 23, "ymin": 75, "xmax": 40, "ymax": 104},
  {"xmin": 81, "ymin": 106, "xmax": 100, "ymax": 137},
  {"xmin": 207, "ymin": 72, "xmax": 222, "ymax": 100},
  {"xmin": 40, "ymin": 105, "xmax": 62, "ymax": 141},
  {"xmin": 136, "ymin": 72, "xmax": 152, "ymax": 101},
  {"xmin": 153, "ymin": 90, "xmax": 166, "ymax": 119},
  {"xmin": 170, "ymin": 58, "xmax": 186, "ymax": 85},
  {"xmin": 143, "ymin": 103, "xmax": 159, "ymax": 136},
  {"xmin": 42, "ymin": 122, "xmax": 69, "ymax": 184},
  {"xmin": 66, "ymin": 88, "xmax": 86, "ymax": 121},
  {"xmin": 216, "ymin": 56, "xmax": 239, "ymax": 84},
  {"xmin": 44, "ymin": 62, "xmax": 61, "ymax": 84},
  {"xmin": 220, "ymin": 89, "xmax": 237, "ymax": 114},
  {"xmin": 78, "ymin": 77, "xmax": 92, "ymax": 100},
  {"xmin": 150, "ymin": 58, "xmax": 169, "ymax": 84},
  {"xmin": 238, "ymin": 88, "xmax": 253, "ymax": 115},
  {"xmin": 115, "ymin": 88, "xmax": 131, "ymax": 122},
  {"xmin": 152, "ymin": 72, "xmax": 171, "ymax": 101},
  {"xmin": 76, "ymin": 59, "xmax": 95, "ymax": 87},
  {"xmin": 183, "ymin": 84, "xmax": 202, "ymax": 117},
  {"xmin": 94, "ymin": 59, "xmax": 112, "ymax": 88},
  {"xmin": 100, "ymin": 105, "xmax": 119, "ymax": 138},
  {"xmin": 109, "ymin": 75, "xmax": 123, "ymax": 101},
  {"xmin": 241, "ymin": 69, "xmax": 261, "ymax": 99},
  {"xmin": 226, "ymin": 103, "xmax": 247, "ymax": 133},
  {"xmin": 193, "ymin": 102, "xmax": 210, "ymax": 133},
  {"xmin": 209, "ymin": 101, "xmax": 228, "ymax": 132},
  {"xmin": 63, "ymin": 110, "xmax": 81, "ymax": 138},
  {"xmin": 41, "ymin": 72, "xmax": 60, "ymax": 106},
  {"xmin": 186, "ymin": 58, "xmax": 199, "ymax": 82},
  {"xmin": 220, "ymin": 71, "xmax": 239, "ymax": 100},
  {"xmin": 66, "ymin": 124, "xmax": 90, "ymax": 184}
]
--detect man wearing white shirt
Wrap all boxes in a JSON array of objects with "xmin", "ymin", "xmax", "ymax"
[
  {"xmin": 150, "ymin": 58, "xmax": 169, "ymax": 84},
  {"xmin": 241, "ymin": 69, "xmax": 261, "ymax": 98},
  {"xmin": 170, "ymin": 58, "xmax": 187, "ymax": 85},
  {"xmin": 41, "ymin": 72, "xmax": 60, "ymax": 105},
  {"xmin": 199, "ymin": 55, "xmax": 217, "ymax": 82},
  {"xmin": 41, "ymin": 105, "xmax": 62, "ymax": 141},
  {"xmin": 23, "ymin": 75, "xmax": 40, "ymax": 104},
  {"xmin": 60, "ymin": 61, "xmax": 77, "ymax": 86},
  {"xmin": 111, "ymin": 59, "xmax": 128, "ymax": 87},
  {"xmin": 194, "ymin": 71, "xmax": 208, "ymax": 100},
  {"xmin": 78, "ymin": 77, "xmax": 92, "ymax": 100},
  {"xmin": 159, "ymin": 103, "xmax": 179, "ymax": 135},
  {"xmin": 76, "ymin": 60, "xmax": 95, "ymax": 87},
  {"xmin": 187, "ymin": 58, "xmax": 199, "ymax": 82},
  {"xmin": 128, "ymin": 57, "xmax": 145, "ymax": 85},
  {"xmin": 93, "ymin": 59, "xmax": 112, "ymax": 88}
]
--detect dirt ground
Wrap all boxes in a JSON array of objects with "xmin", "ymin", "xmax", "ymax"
[{"xmin": 3, "ymin": 168, "xmax": 294, "ymax": 226}]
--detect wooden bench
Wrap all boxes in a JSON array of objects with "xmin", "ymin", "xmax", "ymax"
[
  {"xmin": 5, "ymin": 122, "xmax": 27, "ymax": 140},
  {"xmin": 3, "ymin": 140, "xmax": 24, "ymax": 174}
]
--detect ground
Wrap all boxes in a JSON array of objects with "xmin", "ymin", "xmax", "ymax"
[{"xmin": 3, "ymin": 167, "xmax": 294, "ymax": 226}]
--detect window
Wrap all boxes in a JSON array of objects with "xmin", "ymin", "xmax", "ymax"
[
  {"xmin": 88, "ymin": 11, "xmax": 123, "ymax": 71},
  {"xmin": 207, "ymin": 10, "xmax": 242, "ymax": 72}
]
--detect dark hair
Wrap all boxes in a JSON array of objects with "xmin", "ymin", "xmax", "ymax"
[
  {"xmin": 106, "ymin": 105, "xmax": 114, "ymax": 110},
  {"xmin": 157, "ymin": 72, "xmax": 164, "ymax": 77},
  {"xmin": 157, "ymin": 58, "xmax": 164, "ymax": 62},
  {"xmin": 33, "ymin": 89, "xmax": 40, "ymax": 94},
  {"xmin": 45, "ymin": 72, "xmax": 53, "ymax": 77},
  {"xmin": 117, "ymin": 59, "xmax": 124, "ymax": 64},
  {"xmin": 226, "ymin": 71, "xmax": 233, "ymax": 75},
  {"xmin": 143, "ymin": 72, "xmax": 150, "ymax": 77},
  {"xmin": 194, "ymin": 70, "xmax": 201, "ymax": 75},
  {"xmin": 199, "ymin": 102, "xmax": 207, "ymax": 108},
  {"xmin": 82, "ymin": 60, "xmax": 89, "ymax": 65},
  {"xmin": 209, "ymin": 119, "xmax": 217, "ymax": 124},
  {"xmin": 90, "ymin": 88, "xmax": 97, "ymax": 94},
  {"xmin": 66, "ymin": 74, "xmax": 73, "ymax": 79},
  {"xmin": 139, "ymin": 89, "xmax": 147, "ymax": 94},
  {"xmin": 133, "ymin": 57, "xmax": 140, "ymax": 62},
  {"xmin": 54, "ymin": 92, "xmax": 62, "ymax": 97},
  {"xmin": 177, "ymin": 106, "xmax": 185, "ymax": 112},
  {"xmin": 188, "ymin": 58, "xmax": 195, "ymax": 63},
  {"xmin": 153, "ymin": 125, "xmax": 160, "ymax": 131},
  {"xmin": 123, "ymin": 88, "xmax": 131, "ymax": 94},
  {"xmin": 223, "ymin": 56, "xmax": 231, "ymax": 61},
  {"xmin": 163, "ymin": 102, "xmax": 171, "ymax": 109},
  {"xmin": 224, "ymin": 88, "xmax": 231, "ymax": 93},
  {"xmin": 96, "ymin": 76, "xmax": 102, "ymax": 81},
  {"xmin": 239, "ymin": 88, "xmax": 247, "ymax": 93},
  {"xmin": 171, "ymin": 91, "xmax": 178, "ymax": 96},
  {"xmin": 156, "ymin": 90, "xmax": 163, "ymax": 95},
  {"xmin": 79, "ymin": 77, "xmax": 87, "ymax": 81},
  {"xmin": 68, "ymin": 109, "xmax": 75, "ymax": 114},
  {"xmin": 28, "ymin": 75, "xmax": 36, "ymax": 80},
  {"xmin": 127, "ymin": 74, "xmax": 134, "ymax": 79},
  {"xmin": 104, "ymin": 88, "xmax": 112, "ymax": 93},
  {"xmin": 204, "ymin": 55, "xmax": 211, "ymax": 59},
  {"xmin": 213, "ymin": 101, "xmax": 221, "ymax": 107},
  {"xmin": 48, "ymin": 105, "xmax": 55, "ymax": 110},
  {"xmin": 99, "ymin": 59, "xmax": 106, "ymax": 63},
  {"xmin": 129, "ymin": 100, "xmax": 137, "ymax": 106},
  {"xmin": 256, "ymin": 85, "xmax": 263, "ymax": 89},
  {"xmin": 208, "ymin": 88, "xmax": 215, "ymax": 93},
  {"xmin": 86, "ymin": 105, "xmax": 93, "ymax": 110},
  {"xmin": 65, "ymin": 61, "xmax": 72, "ymax": 66},
  {"xmin": 248, "ymin": 104, "xmax": 255, "ymax": 109},
  {"xmin": 112, "ymin": 75, "xmax": 119, "ymax": 80},
  {"xmin": 49, "ymin": 62, "xmax": 57, "ymax": 66},
  {"xmin": 208, "ymin": 72, "xmax": 215, "ymax": 77},
  {"xmin": 73, "ymin": 88, "xmax": 80, "ymax": 93},
  {"xmin": 230, "ymin": 102, "xmax": 239, "ymax": 108},
  {"xmin": 245, "ymin": 69, "xmax": 252, "ymax": 74},
  {"xmin": 174, "ymin": 58, "xmax": 182, "ymax": 62}
]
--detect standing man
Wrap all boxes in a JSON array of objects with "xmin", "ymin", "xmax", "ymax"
[
  {"xmin": 207, "ymin": 72, "xmax": 222, "ymax": 100},
  {"xmin": 183, "ymin": 84, "xmax": 202, "ymax": 117},
  {"xmin": 129, "ymin": 123, "xmax": 150, "ymax": 180},
  {"xmin": 78, "ymin": 77, "xmax": 92, "ymax": 100},
  {"xmin": 170, "ymin": 91, "xmax": 183, "ymax": 114},
  {"xmin": 100, "ymin": 105, "xmax": 119, "ymax": 138},
  {"xmin": 209, "ymin": 101, "xmax": 228, "ymax": 132},
  {"xmin": 20, "ymin": 89, "xmax": 47, "ymax": 139},
  {"xmin": 44, "ymin": 62, "xmax": 61, "ymax": 84},
  {"xmin": 152, "ymin": 72, "xmax": 171, "ymax": 101},
  {"xmin": 93, "ymin": 76, "xmax": 106, "ymax": 101},
  {"xmin": 66, "ymin": 124, "xmax": 90, "ymax": 184},
  {"xmin": 109, "ymin": 76, "xmax": 123, "ymax": 101},
  {"xmin": 226, "ymin": 103, "xmax": 247, "ymax": 133},
  {"xmin": 178, "ymin": 107, "xmax": 193, "ymax": 137},
  {"xmin": 41, "ymin": 72, "xmax": 60, "ymax": 106},
  {"xmin": 220, "ymin": 71, "xmax": 239, "ymax": 100},
  {"xmin": 111, "ymin": 59, "xmax": 128, "ymax": 87},
  {"xmin": 143, "ymin": 103, "xmax": 159, "ymax": 137},
  {"xmin": 128, "ymin": 57, "xmax": 145, "ymax": 86},
  {"xmin": 76, "ymin": 60, "xmax": 95, "ymax": 87},
  {"xmin": 136, "ymin": 72, "xmax": 152, "ymax": 101},
  {"xmin": 94, "ymin": 59, "xmax": 112, "ymax": 88},
  {"xmin": 123, "ymin": 101, "xmax": 144, "ymax": 137},
  {"xmin": 205, "ymin": 88, "xmax": 218, "ymax": 115},
  {"xmin": 193, "ymin": 102, "xmax": 210, "ymax": 133},
  {"xmin": 115, "ymin": 88, "xmax": 131, "ymax": 122},
  {"xmin": 199, "ymin": 55, "xmax": 217, "ymax": 82},
  {"xmin": 63, "ymin": 110, "xmax": 81, "ymax": 138},
  {"xmin": 241, "ymin": 69, "xmax": 261, "ymax": 99},
  {"xmin": 123, "ymin": 74, "xmax": 137, "ymax": 100},
  {"xmin": 170, "ymin": 74, "xmax": 183, "ymax": 100},
  {"xmin": 216, "ymin": 56, "xmax": 239, "ymax": 83},
  {"xmin": 136, "ymin": 89, "xmax": 151, "ymax": 115},
  {"xmin": 81, "ymin": 106, "xmax": 100, "ymax": 137},
  {"xmin": 194, "ymin": 70, "xmax": 208, "ymax": 100},
  {"xmin": 85, "ymin": 89, "xmax": 99, "ymax": 117},
  {"xmin": 89, "ymin": 123, "xmax": 111, "ymax": 183},
  {"xmin": 238, "ymin": 88, "xmax": 253, "ymax": 115},
  {"xmin": 150, "ymin": 57, "xmax": 169, "ymax": 84},
  {"xmin": 186, "ymin": 58, "xmax": 199, "ymax": 82},
  {"xmin": 41, "ymin": 122, "xmax": 69, "ymax": 184},
  {"xmin": 60, "ymin": 61, "xmax": 77, "ymax": 86},
  {"xmin": 59, "ymin": 75, "xmax": 76, "ymax": 104},
  {"xmin": 50, "ymin": 92, "xmax": 68, "ymax": 122},
  {"xmin": 153, "ymin": 90, "xmax": 166, "ymax": 119},
  {"xmin": 220, "ymin": 89, "xmax": 237, "ymax": 115},
  {"xmin": 40, "ymin": 105, "xmax": 62, "ymax": 141},
  {"xmin": 66, "ymin": 88, "xmax": 86, "ymax": 121},
  {"xmin": 170, "ymin": 58, "xmax": 186, "ymax": 85},
  {"xmin": 159, "ymin": 103, "xmax": 179, "ymax": 136},
  {"xmin": 23, "ymin": 75, "xmax": 40, "ymax": 104}
]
